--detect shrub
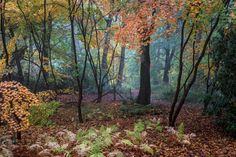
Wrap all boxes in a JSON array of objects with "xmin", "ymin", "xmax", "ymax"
[
  {"xmin": 0, "ymin": 81, "xmax": 39, "ymax": 132},
  {"xmin": 120, "ymin": 100, "xmax": 152, "ymax": 116},
  {"xmin": 29, "ymin": 101, "xmax": 61, "ymax": 126},
  {"xmin": 209, "ymin": 27, "xmax": 236, "ymax": 137},
  {"xmin": 36, "ymin": 90, "xmax": 57, "ymax": 102}
]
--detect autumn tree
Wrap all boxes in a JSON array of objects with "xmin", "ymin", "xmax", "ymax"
[
  {"xmin": 169, "ymin": 0, "xmax": 231, "ymax": 126},
  {"xmin": 115, "ymin": 0, "xmax": 178, "ymax": 105},
  {"xmin": 0, "ymin": 81, "xmax": 39, "ymax": 141}
]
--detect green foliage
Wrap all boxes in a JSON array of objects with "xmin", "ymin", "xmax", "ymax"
[
  {"xmin": 53, "ymin": 147, "xmax": 71, "ymax": 157},
  {"xmin": 121, "ymin": 139, "xmax": 134, "ymax": 146},
  {"xmin": 159, "ymin": 87, "xmax": 175, "ymax": 101},
  {"xmin": 120, "ymin": 101, "xmax": 152, "ymax": 116},
  {"xmin": 177, "ymin": 123, "xmax": 185, "ymax": 140},
  {"xmin": 155, "ymin": 121, "xmax": 163, "ymax": 132},
  {"xmin": 144, "ymin": 119, "xmax": 163, "ymax": 132},
  {"xmin": 90, "ymin": 153, "xmax": 105, "ymax": 157},
  {"xmin": 82, "ymin": 106, "xmax": 114, "ymax": 121},
  {"xmin": 76, "ymin": 125, "xmax": 117, "ymax": 156},
  {"xmin": 209, "ymin": 28, "xmax": 236, "ymax": 137},
  {"xmin": 140, "ymin": 144, "xmax": 154, "ymax": 155},
  {"xmin": 29, "ymin": 101, "xmax": 60, "ymax": 126},
  {"xmin": 125, "ymin": 120, "xmax": 145, "ymax": 144}
]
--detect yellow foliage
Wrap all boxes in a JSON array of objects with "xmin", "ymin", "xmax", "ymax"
[
  {"xmin": 0, "ymin": 59, "xmax": 6, "ymax": 78},
  {"xmin": 58, "ymin": 88, "xmax": 74, "ymax": 94},
  {"xmin": 0, "ymin": 81, "xmax": 40, "ymax": 132},
  {"xmin": 36, "ymin": 90, "xmax": 57, "ymax": 103}
]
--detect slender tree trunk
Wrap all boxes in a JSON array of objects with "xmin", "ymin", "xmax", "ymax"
[
  {"xmin": 26, "ymin": 36, "xmax": 33, "ymax": 85},
  {"xmin": 102, "ymin": 15, "xmax": 112, "ymax": 70},
  {"xmin": 152, "ymin": 48, "xmax": 161, "ymax": 85},
  {"xmin": 117, "ymin": 46, "xmax": 125, "ymax": 88},
  {"xmin": 137, "ymin": 43, "xmax": 151, "ymax": 105},
  {"xmin": 47, "ymin": 14, "xmax": 57, "ymax": 90},
  {"xmin": 203, "ymin": 53, "xmax": 211, "ymax": 111},
  {"xmin": 163, "ymin": 48, "xmax": 171, "ymax": 84},
  {"xmin": 0, "ymin": 0, "xmax": 11, "ymax": 81},
  {"xmin": 169, "ymin": 20, "xmax": 193, "ymax": 126},
  {"xmin": 101, "ymin": 14, "xmax": 112, "ymax": 88},
  {"xmin": 42, "ymin": 0, "xmax": 49, "ymax": 79},
  {"xmin": 96, "ymin": 85, "xmax": 103, "ymax": 103},
  {"xmin": 69, "ymin": 0, "xmax": 83, "ymax": 122},
  {"xmin": 77, "ymin": 87, "xmax": 83, "ymax": 123},
  {"xmin": 169, "ymin": 12, "xmax": 222, "ymax": 126},
  {"xmin": 15, "ymin": 48, "xmax": 25, "ymax": 83}
]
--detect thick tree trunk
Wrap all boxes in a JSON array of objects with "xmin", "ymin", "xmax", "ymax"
[
  {"xmin": 137, "ymin": 43, "xmax": 151, "ymax": 105},
  {"xmin": 117, "ymin": 46, "xmax": 125, "ymax": 88}
]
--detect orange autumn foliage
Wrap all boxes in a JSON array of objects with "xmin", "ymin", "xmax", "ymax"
[
  {"xmin": 114, "ymin": 0, "xmax": 180, "ymax": 50},
  {"xmin": 0, "ymin": 81, "xmax": 40, "ymax": 132}
]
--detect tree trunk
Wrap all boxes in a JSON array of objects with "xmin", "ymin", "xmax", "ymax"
[
  {"xmin": 26, "ymin": 36, "xmax": 33, "ymax": 85},
  {"xmin": 77, "ymin": 87, "xmax": 83, "ymax": 123},
  {"xmin": 117, "ymin": 46, "xmax": 125, "ymax": 88},
  {"xmin": 163, "ymin": 48, "xmax": 171, "ymax": 84},
  {"xmin": 42, "ymin": 0, "xmax": 49, "ymax": 80},
  {"xmin": 152, "ymin": 48, "xmax": 161, "ymax": 85},
  {"xmin": 137, "ymin": 43, "xmax": 151, "ymax": 105},
  {"xmin": 163, "ymin": 48, "xmax": 175, "ymax": 84},
  {"xmin": 15, "ymin": 49, "xmax": 25, "ymax": 83},
  {"xmin": 169, "ymin": 11, "xmax": 223, "ymax": 126},
  {"xmin": 70, "ymin": 5, "xmax": 83, "ymax": 122},
  {"xmin": 96, "ymin": 86, "xmax": 103, "ymax": 103},
  {"xmin": 102, "ymin": 15, "xmax": 112, "ymax": 70},
  {"xmin": 101, "ymin": 14, "xmax": 112, "ymax": 87}
]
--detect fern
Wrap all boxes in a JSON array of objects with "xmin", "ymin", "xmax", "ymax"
[
  {"xmin": 177, "ymin": 123, "xmax": 185, "ymax": 140},
  {"xmin": 76, "ymin": 125, "xmax": 117, "ymax": 156},
  {"xmin": 121, "ymin": 139, "xmax": 134, "ymax": 146},
  {"xmin": 90, "ymin": 153, "xmax": 105, "ymax": 157},
  {"xmin": 126, "ymin": 120, "xmax": 146, "ymax": 144},
  {"xmin": 53, "ymin": 147, "xmax": 71, "ymax": 157},
  {"xmin": 156, "ymin": 121, "xmax": 163, "ymax": 132},
  {"xmin": 134, "ymin": 120, "xmax": 145, "ymax": 132},
  {"xmin": 140, "ymin": 144, "xmax": 154, "ymax": 155}
]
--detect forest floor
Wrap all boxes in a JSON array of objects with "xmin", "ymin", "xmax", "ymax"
[{"xmin": 1, "ymin": 94, "xmax": 236, "ymax": 157}]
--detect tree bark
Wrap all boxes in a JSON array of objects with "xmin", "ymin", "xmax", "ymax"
[
  {"xmin": 101, "ymin": 14, "xmax": 112, "ymax": 89},
  {"xmin": 69, "ymin": 0, "xmax": 84, "ymax": 123},
  {"xmin": 169, "ymin": 11, "xmax": 223, "ymax": 126},
  {"xmin": 117, "ymin": 46, "xmax": 125, "ymax": 88},
  {"xmin": 137, "ymin": 43, "xmax": 151, "ymax": 105},
  {"xmin": 163, "ymin": 48, "xmax": 170, "ymax": 84},
  {"xmin": 102, "ymin": 14, "xmax": 112, "ymax": 71},
  {"xmin": 14, "ymin": 48, "xmax": 25, "ymax": 83}
]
